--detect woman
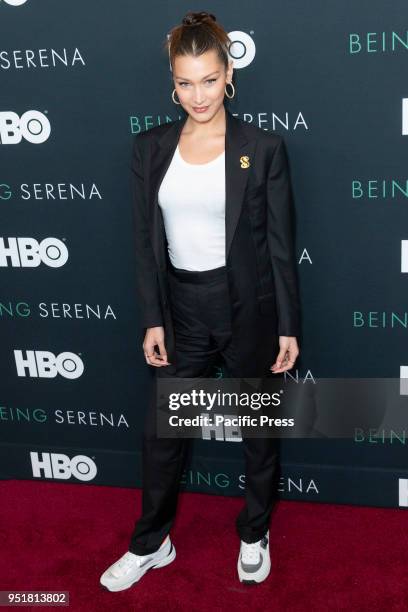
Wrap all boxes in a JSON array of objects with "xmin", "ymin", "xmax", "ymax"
[{"xmin": 100, "ymin": 10, "xmax": 301, "ymax": 591}]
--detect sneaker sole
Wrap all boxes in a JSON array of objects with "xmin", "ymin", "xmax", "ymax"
[{"xmin": 100, "ymin": 543, "xmax": 176, "ymax": 592}]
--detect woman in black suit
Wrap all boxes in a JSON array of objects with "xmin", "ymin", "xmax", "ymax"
[{"xmin": 101, "ymin": 10, "xmax": 301, "ymax": 591}]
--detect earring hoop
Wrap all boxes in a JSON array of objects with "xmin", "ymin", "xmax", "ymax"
[
  {"xmin": 172, "ymin": 88, "xmax": 181, "ymax": 105},
  {"xmin": 224, "ymin": 81, "xmax": 235, "ymax": 99}
]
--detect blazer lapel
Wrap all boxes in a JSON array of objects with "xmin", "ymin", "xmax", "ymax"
[
  {"xmin": 148, "ymin": 114, "xmax": 187, "ymax": 270},
  {"xmin": 148, "ymin": 106, "xmax": 255, "ymax": 268},
  {"xmin": 224, "ymin": 107, "xmax": 255, "ymax": 258}
]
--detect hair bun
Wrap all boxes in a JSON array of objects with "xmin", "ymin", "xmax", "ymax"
[{"xmin": 182, "ymin": 11, "xmax": 216, "ymax": 27}]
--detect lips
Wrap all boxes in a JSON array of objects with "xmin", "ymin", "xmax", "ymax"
[{"xmin": 193, "ymin": 106, "xmax": 209, "ymax": 113}]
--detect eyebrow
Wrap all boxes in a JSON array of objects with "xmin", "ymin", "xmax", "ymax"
[{"xmin": 174, "ymin": 70, "xmax": 220, "ymax": 81}]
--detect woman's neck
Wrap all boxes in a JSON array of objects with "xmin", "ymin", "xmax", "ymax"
[{"xmin": 182, "ymin": 104, "xmax": 226, "ymax": 139}]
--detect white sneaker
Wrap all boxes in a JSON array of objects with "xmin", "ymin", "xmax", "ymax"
[
  {"xmin": 237, "ymin": 530, "xmax": 271, "ymax": 583},
  {"xmin": 100, "ymin": 535, "xmax": 176, "ymax": 592}
]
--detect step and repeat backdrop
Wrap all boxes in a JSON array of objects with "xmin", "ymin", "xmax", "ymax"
[{"xmin": 1, "ymin": 0, "xmax": 407, "ymax": 509}]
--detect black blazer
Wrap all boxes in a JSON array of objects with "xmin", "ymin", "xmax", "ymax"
[{"xmin": 130, "ymin": 105, "xmax": 301, "ymax": 375}]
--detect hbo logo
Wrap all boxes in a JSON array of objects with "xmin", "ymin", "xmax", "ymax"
[
  {"xmin": 0, "ymin": 237, "xmax": 68, "ymax": 267},
  {"xmin": 14, "ymin": 350, "xmax": 84, "ymax": 379},
  {"xmin": 227, "ymin": 31, "xmax": 256, "ymax": 69},
  {"xmin": 30, "ymin": 452, "xmax": 97, "ymax": 481},
  {"xmin": 0, "ymin": 111, "xmax": 50, "ymax": 144}
]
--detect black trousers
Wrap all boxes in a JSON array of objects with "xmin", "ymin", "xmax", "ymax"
[{"xmin": 129, "ymin": 263, "xmax": 280, "ymax": 555}]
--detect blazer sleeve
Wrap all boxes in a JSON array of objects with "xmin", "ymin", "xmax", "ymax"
[
  {"xmin": 266, "ymin": 136, "xmax": 301, "ymax": 337},
  {"xmin": 130, "ymin": 135, "xmax": 164, "ymax": 330}
]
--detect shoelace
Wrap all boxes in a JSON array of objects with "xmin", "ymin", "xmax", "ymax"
[
  {"xmin": 116, "ymin": 551, "xmax": 143, "ymax": 570},
  {"xmin": 113, "ymin": 538, "xmax": 169, "ymax": 574},
  {"xmin": 241, "ymin": 541, "xmax": 260, "ymax": 564}
]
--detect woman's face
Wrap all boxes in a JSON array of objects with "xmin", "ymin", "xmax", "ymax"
[{"xmin": 172, "ymin": 49, "xmax": 233, "ymax": 122}]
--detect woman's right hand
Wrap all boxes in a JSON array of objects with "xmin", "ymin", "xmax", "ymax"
[{"xmin": 143, "ymin": 326, "xmax": 171, "ymax": 367}]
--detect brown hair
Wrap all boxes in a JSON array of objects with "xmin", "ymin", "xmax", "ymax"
[{"xmin": 165, "ymin": 11, "xmax": 231, "ymax": 73}]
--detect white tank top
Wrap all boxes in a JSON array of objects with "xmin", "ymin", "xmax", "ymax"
[{"xmin": 158, "ymin": 144, "xmax": 226, "ymax": 271}]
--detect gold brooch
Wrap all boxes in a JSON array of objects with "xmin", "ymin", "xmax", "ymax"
[{"xmin": 240, "ymin": 155, "xmax": 250, "ymax": 169}]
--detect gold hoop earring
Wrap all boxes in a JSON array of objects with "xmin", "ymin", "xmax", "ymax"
[
  {"xmin": 224, "ymin": 81, "xmax": 235, "ymax": 99},
  {"xmin": 172, "ymin": 88, "xmax": 181, "ymax": 105}
]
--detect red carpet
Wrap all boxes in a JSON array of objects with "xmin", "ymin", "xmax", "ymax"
[{"xmin": 0, "ymin": 479, "xmax": 406, "ymax": 611}]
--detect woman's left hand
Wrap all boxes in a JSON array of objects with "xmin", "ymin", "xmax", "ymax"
[{"xmin": 270, "ymin": 336, "xmax": 299, "ymax": 374}]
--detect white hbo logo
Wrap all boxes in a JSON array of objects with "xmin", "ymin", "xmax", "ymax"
[
  {"xmin": 14, "ymin": 350, "xmax": 85, "ymax": 379},
  {"xmin": 0, "ymin": 237, "xmax": 68, "ymax": 267},
  {"xmin": 3, "ymin": 0, "xmax": 28, "ymax": 5},
  {"xmin": 0, "ymin": 110, "xmax": 51, "ymax": 144},
  {"xmin": 30, "ymin": 452, "xmax": 97, "ymax": 481},
  {"xmin": 227, "ymin": 31, "xmax": 256, "ymax": 69}
]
